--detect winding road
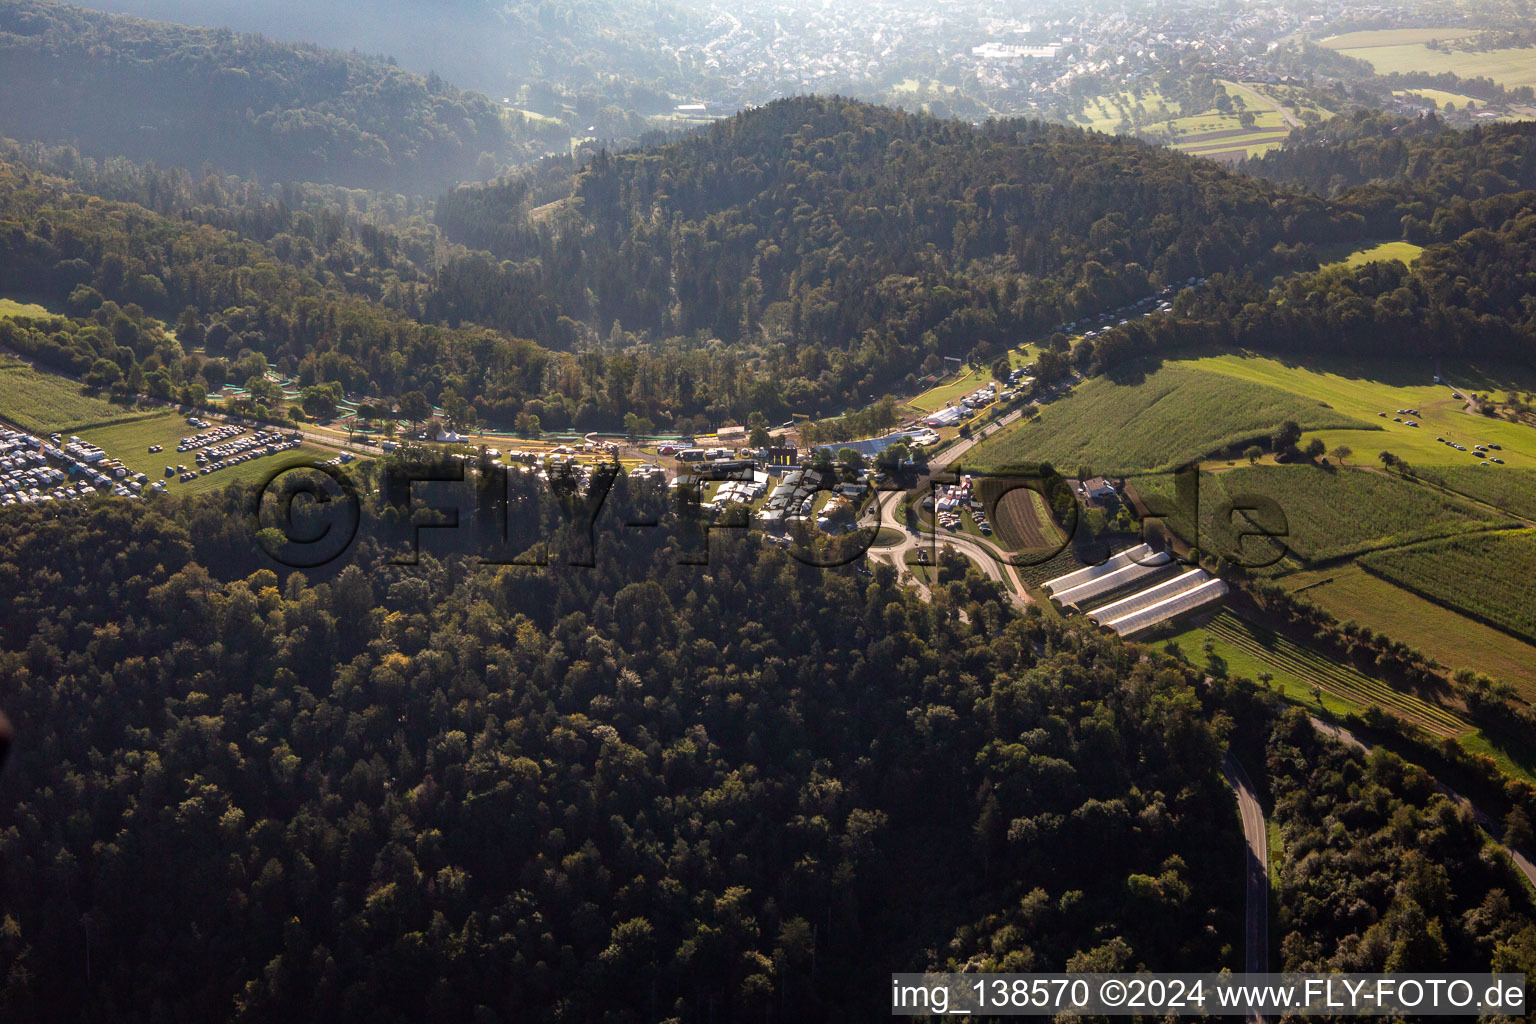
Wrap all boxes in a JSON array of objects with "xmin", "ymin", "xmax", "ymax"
[
  {"xmin": 864, "ymin": 486, "xmax": 1031, "ymax": 607},
  {"xmin": 1223, "ymin": 755, "xmax": 1270, "ymax": 986},
  {"xmin": 1309, "ymin": 717, "xmax": 1536, "ymax": 890}
]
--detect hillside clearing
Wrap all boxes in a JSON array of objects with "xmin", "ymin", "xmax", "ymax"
[
  {"xmin": 78, "ymin": 413, "xmax": 330, "ymax": 497},
  {"xmin": 1319, "ymin": 240, "xmax": 1425, "ymax": 269},
  {"xmin": 964, "ymin": 363, "xmax": 1372, "ymax": 474},
  {"xmin": 1181, "ymin": 353, "xmax": 1536, "ymax": 469}
]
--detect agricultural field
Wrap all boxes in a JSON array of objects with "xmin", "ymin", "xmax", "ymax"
[
  {"xmin": 1164, "ymin": 610, "xmax": 1468, "ymax": 736},
  {"xmin": 1318, "ymin": 240, "xmax": 1425, "ymax": 270},
  {"xmin": 1181, "ymin": 353, "xmax": 1536, "ymax": 469},
  {"xmin": 78, "ymin": 412, "xmax": 329, "ymax": 497},
  {"xmin": 1204, "ymin": 464, "xmax": 1508, "ymax": 567},
  {"xmin": 1359, "ymin": 530, "xmax": 1536, "ymax": 645},
  {"xmin": 1173, "ymin": 137, "xmax": 1287, "ymax": 162},
  {"xmin": 1010, "ymin": 543, "xmax": 1091, "ymax": 589},
  {"xmin": 1125, "ymin": 464, "xmax": 1505, "ymax": 567},
  {"xmin": 964, "ymin": 362, "xmax": 1372, "ymax": 474},
  {"xmin": 1074, "ymin": 83, "xmax": 1298, "ymax": 160},
  {"xmin": 1415, "ymin": 466, "xmax": 1536, "ymax": 520},
  {"xmin": 1284, "ymin": 565, "xmax": 1536, "ymax": 694},
  {"xmin": 989, "ymin": 484, "xmax": 1066, "ymax": 551},
  {"xmin": 1123, "ymin": 471, "xmax": 1200, "ymax": 547},
  {"xmin": 1328, "ymin": 37, "xmax": 1536, "ymax": 89},
  {"xmin": 0, "ymin": 356, "xmax": 159, "ymax": 434}
]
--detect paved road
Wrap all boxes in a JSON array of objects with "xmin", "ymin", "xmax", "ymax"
[
  {"xmin": 1223, "ymin": 754, "xmax": 1270, "ymax": 985},
  {"xmin": 865, "ymin": 488, "xmax": 1030, "ymax": 607},
  {"xmin": 930, "ymin": 405, "xmax": 1029, "ymax": 469},
  {"xmin": 1309, "ymin": 717, "xmax": 1536, "ymax": 889}
]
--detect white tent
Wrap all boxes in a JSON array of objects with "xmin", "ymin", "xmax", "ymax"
[
  {"xmin": 1050, "ymin": 550, "xmax": 1172, "ymax": 607},
  {"xmin": 1042, "ymin": 543, "xmax": 1158, "ymax": 595},
  {"xmin": 1086, "ymin": 567, "xmax": 1209, "ymax": 625},
  {"xmin": 1102, "ymin": 578, "xmax": 1230, "ymax": 636}
]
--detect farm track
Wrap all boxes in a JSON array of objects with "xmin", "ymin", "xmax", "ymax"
[
  {"xmin": 1395, "ymin": 472, "xmax": 1536, "ymax": 528},
  {"xmin": 1264, "ymin": 520, "xmax": 1521, "ymax": 576},
  {"xmin": 1218, "ymin": 80, "xmax": 1303, "ymax": 129},
  {"xmin": 1204, "ymin": 613, "xmax": 1466, "ymax": 735}
]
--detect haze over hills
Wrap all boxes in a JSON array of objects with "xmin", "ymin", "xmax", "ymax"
[
  {"xmin": 64, "ymin": 0, "xmax": 710, "ymax": 100},
  {"xmin": 0, "ymin": 0, "xmax": 571, "ymax": 191}
]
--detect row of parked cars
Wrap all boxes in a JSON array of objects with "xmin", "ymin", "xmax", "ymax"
[
  {"xmin": 1436, "ymin": 435, "xmax": 1506, "ymax": 464},
  {"xmin": 167, "ymin": 428, "xmax": 303, "ymax": 483}
]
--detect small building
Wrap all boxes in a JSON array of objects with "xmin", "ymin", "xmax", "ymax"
[{"xmin": 1074, "ymin": 477, "xmax": 1117, "ymax": 505}]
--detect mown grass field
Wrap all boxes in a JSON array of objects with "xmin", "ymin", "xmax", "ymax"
[
  {"xmin": 1393, "ymin": 87, "xmax": 1489, "ymax": 110},
  {"xmin": 79, "ymin": 412, "xmax": 329, "ymax": 497},
  {"xmin": 1283, "ymin": 565, "xmax": 1536, "ymax": 694},
  {"xmin": 1206, "ymin": 465, "xmax": 1508, "ymax": 566},
  {"xmin": 909, "ymin": 365, "xmax": 992, "ymax": 414},
  {"xmin": 1181, "ymin": 353, "xmax": 1536, "ymax": 469},
  {"xmin": 0, "ymin": 357, "xmax": 159, "ymax": 434},
  {"xmin": 907, "ymin": 351, "xmax": 1029, "ymax": 414},
  {"xmin": 1318, "ymin": 240, "xmax": 1425, "ymax": 269},
  {"xmin": 1165, "ymin": 609, "xmax": 1467, "ymax": 736},
  {"xmin": 1331, "ymin": 38, "xmax": 1536, "ymax": 89},
  {"xmin": 965, "ymin": 363, "xmax": 1372, "ymax": 474},
  {"xmin": 0, "ymin": 297, "xmax": 59, "ymax": 320},
  {"xmin": 1359, "ymin": 530, "xmax": 1536, "ymax": 645},
  {"xmin": 1320, "ymin": 28, "xmax": 1476, "ymax": 48}
]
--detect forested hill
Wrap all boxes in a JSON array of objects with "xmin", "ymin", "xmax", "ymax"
[
  {"xmin": 0, "ymin": 0, "xmax": 565, "ymax": 192},
  {"xmin": 431, "ymin": 97, "xmax": 1366, "ymax": 375},
  {"xmin": 1242, "ymin": 111, "xmax": 1536, "ymax": 199},
  {"xmin": 0, "ymin": 483, "xmax": 1251, "ymax": 1020}
]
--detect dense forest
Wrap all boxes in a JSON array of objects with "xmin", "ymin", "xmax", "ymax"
[
  {"xmin": 0, "ymin": 474, "xmax": 1248, "ymax": 1021},
  {"xmin": 1075, "ymin": 184, "xmax": 1536, "ymax": 374},
  {"xmin": 1269, "ymin": 712, "xmax": 1536, "ymax": 974},
  {"xmin": 6, "ymin": 90, "xmax": 1536, "ymax": 433},
  {"xmin": 1244, "ymin": 113, "xmax": 1536, "ymax": 200},
  {"xmin": 0, "ymin": 0, "xmax": 567, "ymax": 192},
  {"xmin": 429, "ymin": 97, "xmax": 1372, "ymax": 418},
  {"xmin": 433, "ymin": 96, "xmax": 1361, "ymax": 346}
]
